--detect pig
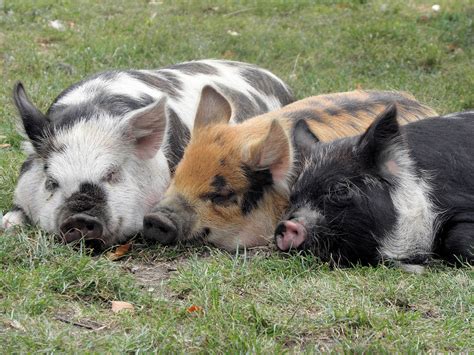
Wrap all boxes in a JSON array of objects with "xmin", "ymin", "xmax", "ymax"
[
  {"xmin": 2, "ymin": 60, "xmax": 294, "ymax": 248},
  {"xmin": 143, "ymin": 89, "xmax": 437, "ymax": 250},
  {"xmin": 275, "ymin": 106, "xmax": 474, "ymax": 267}
]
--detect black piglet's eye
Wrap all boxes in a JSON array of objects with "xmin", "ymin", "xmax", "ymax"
[
  {"xmin": 45, "ymin": 177, "xmax": 59, "ymax": 191},
  {"xmin": 328, "ymin": 182, "xmax": 353, "ymax": 202}
]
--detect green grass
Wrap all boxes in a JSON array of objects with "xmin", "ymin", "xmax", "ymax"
[{"xmin": 1, "ymin": 0, "xmax": 473, "ymax": 352}]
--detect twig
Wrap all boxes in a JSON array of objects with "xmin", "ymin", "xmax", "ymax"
[{"xmin": 54, "ymin": 315, "xmax": 106, "ymax": 331}]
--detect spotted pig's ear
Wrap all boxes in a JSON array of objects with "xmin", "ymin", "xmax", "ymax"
[
  {"xmin": 243, "ymin": 120, "xmax": 291, "ymax": 182},
  {"xmin": 193, "ymin": 86, "xmax": 232, "ymax": 133},
  {"xmin": 125, "ymin": 97, "xmax": 168, "ymax": 160}
]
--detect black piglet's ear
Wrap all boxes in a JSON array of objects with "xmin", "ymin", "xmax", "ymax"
[
  {"xmin": 356, "ymin": 104, "xmax": 402, "ymax": 168},
  {"xmin": 13, "ymin": 82, "xmax": 49, "ymax": 149},
  {"xmin": 293, "ymin": 119, "xmax": 320, "ymax": 160}
]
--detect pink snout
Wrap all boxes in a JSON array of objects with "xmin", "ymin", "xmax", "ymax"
[{"xmin": 275, "ymin": 220, "xmax": 307, "ymax": 251}]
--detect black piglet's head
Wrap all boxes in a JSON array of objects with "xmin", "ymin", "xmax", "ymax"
[{"xmin": 276, "ymin": 105, "xmax": 409, "ymax": 266}]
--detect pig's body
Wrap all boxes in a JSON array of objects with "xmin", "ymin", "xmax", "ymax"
[
  {"xmin": 276, "ymin": 107, "xmax": 474, "ymax": 266},
  {"xmin": 144, "ymin": 89, "xmax": 437, "ymax": 250},
  {"xmin": 2, "ymin": 60, "xmax": 294, "ymax": 248}
]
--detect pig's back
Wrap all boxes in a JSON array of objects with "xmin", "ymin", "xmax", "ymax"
[
  {"xmin": 252, "ymin": 90, "xmax": 437, "ymax": 142},
  {"xmin": 46, "ymin": 60, "xmax": 294, "ymax": 129},
  {"xmin": 406, "ymin": 112, "xmax": 474, "ymax": 208}
]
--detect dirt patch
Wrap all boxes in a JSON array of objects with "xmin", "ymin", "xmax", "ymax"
[
  {"xmin": 282, "ymin": 329, "xmax": 338, "ymax": 352},
  {"xmin": 130, "ymin": 262, "xmax": 177, "ymax": 284},
  {"xmin": 122, "ymin": 259, "xmax": 184, "ymax": 300},
  {"xmin": 120, "ymin": 243, "xmax": 274, "ymax": 300}
]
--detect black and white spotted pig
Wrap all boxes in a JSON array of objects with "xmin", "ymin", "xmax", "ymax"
[
  {"xmin": 2, "ymin": 60, "xmax": 294, "ymax": 248},
  {"xmin": 275, "ymin": 106, "xmax": 474, "ymax": 267}
]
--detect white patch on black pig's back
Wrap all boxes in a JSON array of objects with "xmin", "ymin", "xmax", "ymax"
[{"xmin": 379, "ymin": 147, "xmax": 438, "ymax": 261}]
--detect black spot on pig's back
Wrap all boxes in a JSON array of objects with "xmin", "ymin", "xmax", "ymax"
[
  {"xmin": 216, "ymin": 85, "xmax": 263, "ymax": 123},
  {"xmin": 240, "ymin": 66, "xmax": 294, "ymax": 106},
  {"xmin": 48, "ymin": 92, "xmax": 155, "ymax": 130},
  {"xmin": 166, "ymin": 62, "xmax": 219, "ymax": 76},
  {"xmin": 163, "ymin": 109, "xmax": 191, "ymax": 175},
  {"xmin": 127, "ymin": 70, "xmax": 183, "ymax": 99}
]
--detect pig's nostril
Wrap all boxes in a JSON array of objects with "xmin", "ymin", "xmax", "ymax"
[
  {"xmin": 143, "ymin": 213, "xmax": 178, "ymax": 245},
  {"xmin": 274, "ymin": 220, "xmax": 307, "ymax": 251},
  {"xmin": 59, "ymin": 214, "xmax": 104, "ymax": 245},
  {"xmin": 274, "ymin": 221, "xmax": 287, "ymax": 237},
  {"xmin": 158, "ymin": 225, "xmax": 170, "ymax": 234}
]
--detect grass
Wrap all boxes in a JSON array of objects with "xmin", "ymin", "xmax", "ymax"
[{"xmin": 1, "ymin": 0, "xmax": 473, "ymax": 352}]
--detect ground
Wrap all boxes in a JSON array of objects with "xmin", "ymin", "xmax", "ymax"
[{"xmin": 0, "ymin": 0, "xmax": 473, "ymax": 352}]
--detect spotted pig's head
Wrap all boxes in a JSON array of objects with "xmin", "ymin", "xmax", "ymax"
[{"xmin": 143, "ymin": 86, "xmax": 293, "ymax": 250}]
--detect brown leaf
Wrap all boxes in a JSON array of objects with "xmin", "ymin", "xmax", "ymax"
[
  {"xmin": 446, "ymin": 43, "xmax": 463, "ymax": 54},
  {"xmin": 7, "ymin": 320, "xmax": 25, "ymax": 331},
  {"xmin": 186, "ymin": 305, "xmax": 203, "ymax": 313},
  {"xmin": 111, "ymin": 301, "xmax": 134, "ymax": 313},
  {"xmin": 106, "ymin": 243, "xmax": 131, "ymax": 261}
]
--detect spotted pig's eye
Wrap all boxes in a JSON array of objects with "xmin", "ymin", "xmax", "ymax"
[
  {"xmin": 45, "ymin": 177, "xmax": 59, "ymax": 192},
  {"xmin": 211, "ymin": 191, "xmax": 237, "ymax": 205}
]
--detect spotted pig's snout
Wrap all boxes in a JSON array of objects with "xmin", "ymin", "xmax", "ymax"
[
  {"xmin": 59, "ymin": 213, "xmax": 104, "ymax": 243},
  {"xmin": 143, "ymin": 212, "xmax": 178, "ymax": 245},
  {"xmin": 143, "ymin": 195, "xmax": 196, "ymax": 246}
]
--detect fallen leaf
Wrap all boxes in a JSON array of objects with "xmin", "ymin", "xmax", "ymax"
[
  {"xmin": 447, "ymin": 43, "xmax": 458, "ymax": 52},
  {"xmin": 49, "ymin": 20, "xmax": 66, "ymax": 31},
  {"xmin": 186, "ymin": 305, "xmax": 203, "ymax": 313},
  {"xmin": 111, "ymin": 301, "xmax": 134, "ymax": 313},
  {"xmin": 0, "ymin": 144, "xmax": 11, "ymax": 148},
  {"xmin": 106, "ymin": 243, "xmax": 131, "ymax": 261},
  {"xmin": 8, "ymin": 320, "xmax": 25, "ymax": 331}
]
